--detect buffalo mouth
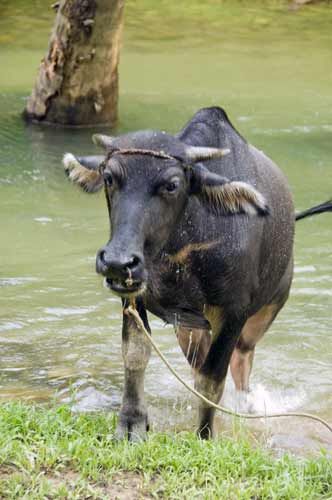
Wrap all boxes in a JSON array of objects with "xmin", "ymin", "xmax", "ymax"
[{"xmin": 104, "ymin": 277, "xmax": 145, "ymax": 297}]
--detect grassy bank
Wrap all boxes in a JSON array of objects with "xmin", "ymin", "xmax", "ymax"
[{"xmin": 0, "ymin": 403, "xmax": 331, "ymax": 499}]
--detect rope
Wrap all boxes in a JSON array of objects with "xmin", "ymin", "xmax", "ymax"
[
  {"xmin": 125, "ymin": 304, "xmax": 332, "ymax": 435},
  {"xmin": 106, "ymin": 148, "xmax": 175, "ymax": 161}
]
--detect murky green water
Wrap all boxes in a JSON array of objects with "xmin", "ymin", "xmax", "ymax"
[{"xmin": 0, "ymin": 1, "xmax": 331, "ymax": 453}]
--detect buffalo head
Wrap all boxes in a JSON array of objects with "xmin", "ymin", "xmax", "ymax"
[{"xmin": 63, "ymin": 131, "xmax": 269, "ymax": 298}]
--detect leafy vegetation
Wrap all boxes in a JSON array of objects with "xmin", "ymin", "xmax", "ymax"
[{"xmin": 0, "ymin": 402, "xmax": 331, "ymax": 499}]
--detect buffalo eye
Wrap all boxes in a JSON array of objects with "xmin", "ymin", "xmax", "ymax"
[
  {"xmin": 161, "ymin": 177, "xmax": 180, "ymax": 195},
  {"xmin": 103, "ymin": 171, "xmax": 113, "ymax": 187}
]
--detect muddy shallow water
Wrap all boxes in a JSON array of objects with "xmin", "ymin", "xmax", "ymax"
[{"xmin": 0, "ymin": 1, "xmax": 331, "ymax": 454}]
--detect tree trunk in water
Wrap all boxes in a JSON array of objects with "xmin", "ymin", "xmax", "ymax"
[{"xmin": 24, "ymin": 0, "xmax": 125, "ymax": 127}]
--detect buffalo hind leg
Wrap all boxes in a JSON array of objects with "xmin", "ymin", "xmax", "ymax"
[
  {"xmin": 195, "ymin": 311, "xmax": 245, "ymax": 439},
  {"xmin": 115, "ymin": 299, "xmax": 151, "ymax": 442},
  {"xmin": 230, "ymin": 346, "xmax": 255, "ymax": 392},
  {"xmin": 230, "ymin": 259, "xmax": 293, "ymax": 393},
  {"xmin": 230, "ymin": 304, "xmax": 281, "ymax": 392}
]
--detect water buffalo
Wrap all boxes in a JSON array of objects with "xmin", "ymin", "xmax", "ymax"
[{"xmin": 63, "ymin": 106, "xmax": 331, "ymax": 440}]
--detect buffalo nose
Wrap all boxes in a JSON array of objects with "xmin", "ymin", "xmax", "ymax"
[{"xmin": 96, "ymin": 248, "xmax": 143, "ymax": 278}]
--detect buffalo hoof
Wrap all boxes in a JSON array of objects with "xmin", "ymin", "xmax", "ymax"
[
  {"xmin": 114, "ymin": 410, "xmax": 149, "ymax": 442},
  {"xmin": 197, "ymin": 425, "xmax": 213, "ymax": 440}
]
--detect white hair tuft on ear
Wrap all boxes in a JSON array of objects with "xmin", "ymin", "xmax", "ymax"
[
  {"xmin": 201, "ymin": 181, "xmax": 269, "ymax": 216},
  {"xmin": 63, "ymin": 153, "xmax": 103, "ymax": 193},
  {"xmin": 63, "ymin": 153, "xmax": 81, "ymax": 172}
]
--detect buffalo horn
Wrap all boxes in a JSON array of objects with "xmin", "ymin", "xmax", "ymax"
[
  {"xmin": 92, "ymin": 134, "xmax": 116, "ymax": 150},
  {"xmin": 185, "ymin": 146, "xmax": 230, "ymax": 163},
  {"xmin": 63, "ymin": 153, "xmax": 105, "ymax": 171},
  {"xmin": 76, "ymin": 155, "xmax": 105, "ymax": 170}
]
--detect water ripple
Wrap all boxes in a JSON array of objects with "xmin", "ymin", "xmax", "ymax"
[
  {"xmin": 0, "ymin": 277, "xmax": 41, "ymax": 287},
  {"xmin": 43, "ymin": 306, "xmax": 98, "ymax": 316}
]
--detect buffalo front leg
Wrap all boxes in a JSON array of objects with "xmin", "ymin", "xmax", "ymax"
[
  {"xmin": 195, "ymin": 311, "xmax": 245, "ymax": 439},
  {"xmin": 115, "ymin": 299, "xmax": 151, "ymax": 442},
  {"xmin": 176, "ymin": 326, "xmax": 211, "ymax": 370}
]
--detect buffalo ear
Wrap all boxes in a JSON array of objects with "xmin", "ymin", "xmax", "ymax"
[
  {"xmin": 190, "ymin": 164, "xmax": 269, "ymax": 216},
  {"xmin": 63, "ymin": 153, "xmax": 104, "ymax": 193}
]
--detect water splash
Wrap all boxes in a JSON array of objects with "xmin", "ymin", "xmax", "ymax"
[{"xmin": 223, "ymin": 382, "xmax": 307, "ymax": 415}]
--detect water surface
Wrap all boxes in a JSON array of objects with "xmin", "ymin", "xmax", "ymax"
[{"xmin": 0, "ymin": 1, "xmax": 331, "ymax": 454}]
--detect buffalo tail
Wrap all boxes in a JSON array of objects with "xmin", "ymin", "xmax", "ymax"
[{"xmin": 295, "ymin": 199, "xmax": 332, "ymax": 222}]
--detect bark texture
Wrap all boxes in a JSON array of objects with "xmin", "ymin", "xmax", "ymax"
[{"xmin": 24, "ymin": 0, "xmax": 124, "ymax": 126}]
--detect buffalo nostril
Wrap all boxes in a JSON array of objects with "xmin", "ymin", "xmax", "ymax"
[
  {"xmin": 99, "ymin": 250, "xmax": 106, "ymax": 263},
  {"xmin": 127, "ymin": 255, "xmax": 141, "ymax": 270},
  {"xmin": 96, "ymin": 248, "xmax": 109, "ymax": 275},
  {"xmin": 96, "ymin": 250, "xmax": 107, "ymax": 266}
]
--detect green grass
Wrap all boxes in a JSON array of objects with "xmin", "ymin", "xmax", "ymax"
[{"xmin": 0, "ymin": 402, "xmax": 331, "ymax": 499}]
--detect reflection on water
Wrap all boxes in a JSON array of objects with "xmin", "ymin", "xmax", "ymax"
[{"xmin": 0, "ymin": 1, "xmax": 331, "ymax": 454}]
